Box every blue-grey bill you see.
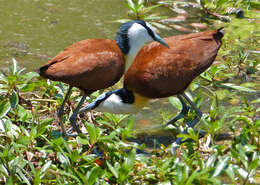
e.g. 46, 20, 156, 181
154, 34, 169, 48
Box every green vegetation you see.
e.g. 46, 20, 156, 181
0, 0, 259, 184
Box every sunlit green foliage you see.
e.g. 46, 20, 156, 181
0, 0, 259, 184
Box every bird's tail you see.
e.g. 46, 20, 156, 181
214, 27, 225, 40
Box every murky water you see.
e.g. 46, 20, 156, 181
0, 0, 129, 71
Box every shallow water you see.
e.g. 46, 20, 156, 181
0, 0, 129, 71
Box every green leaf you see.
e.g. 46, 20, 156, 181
213, 156, 229, 177
185, 168, 210, 185
169, 97, 182, 110
12, 58, 18, 75
17, 170, 31, 185
0, 101, 11, 119
126, 0, 136, 12
18, 135, 31, 145
119, 149, 136, 182
39, 118, 53, 127
220, 83, 257, 93
77, 136, 89, 145
0, 72, 8, 83
85, 122, 97, 145
249, 157, 259, 171
23, 71, 39, 81
16, 104, 32, 123
158, 181, 171, 185
57, 152, 70, 165
33, 169, 41, 185
215, 89, 229, 100
16, 67, 26, 76
106, 161, 119, 178
138, 0, 144, 5
40, 161, 52, 176
136, 4, 144, 11
35, 118, 53, 138
206, 154, 217, 168
236, 168, 248, 179
225, 165, 236, 182
6, 177, 13, 185
200, 71, 213, 82
86, 166, 104, 185
9, 90, 19, 108
240, 82, 259, 88
122, 149, 136, 171
251, 98, 260, 104
19, 72, 39, 92
217, 0, 228, 8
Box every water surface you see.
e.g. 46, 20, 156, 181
0, 0, 129, 70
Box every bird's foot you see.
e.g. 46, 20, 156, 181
164, 105, 191, 127
64, 120, 89, 137
69, 114, 82, 134
62, 131, 79, 138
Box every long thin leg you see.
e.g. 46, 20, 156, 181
171, 93, 202, 153
164, 95, 190, 127
57, 86, 73, 135
182, 93, 202, 122
69, 95, 87, 134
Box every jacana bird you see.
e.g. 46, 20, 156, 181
38, 20, 169, 135
79, 28, 225, 148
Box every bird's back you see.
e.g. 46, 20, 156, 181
39, 39, 125, 94
124, 29, 224, 98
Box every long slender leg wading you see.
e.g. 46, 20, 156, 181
69, 95, 87, 134
182, 93, 202, 127
164, 94, 190, 127
171, 93, 202, 153
57, 86, 73, 135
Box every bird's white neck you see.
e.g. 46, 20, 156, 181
95, 90, 149, 114
124, 42, 144, 72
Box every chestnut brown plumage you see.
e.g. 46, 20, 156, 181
38, 20, 169, 136
79, 28, 225, 149
124, 29, 223, 97
39, 39, 124, 95
39, 39, 124, 134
